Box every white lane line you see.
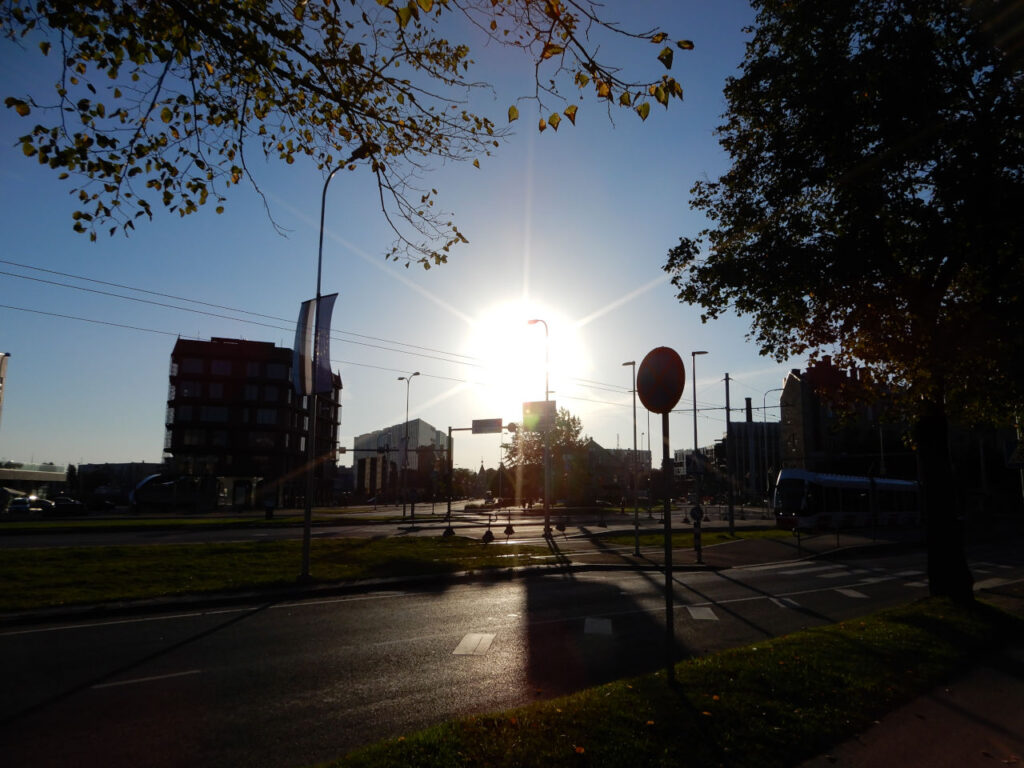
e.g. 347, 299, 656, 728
778, 565, 845, 576
453, 633, 495, 656
686, 606, 718, 621
819, 569, 869, 579
836, 588, 869, 599
584, 617, 613, 635
905, 581, 928, 588
771, 597, 801, 609
92, 669, 201, 690
974, 577, 1012, 590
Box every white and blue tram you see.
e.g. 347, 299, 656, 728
772, 469, 919, 532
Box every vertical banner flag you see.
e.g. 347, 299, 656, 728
292, 293, 338, 396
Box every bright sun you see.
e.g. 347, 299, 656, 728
464, 301, 588, 424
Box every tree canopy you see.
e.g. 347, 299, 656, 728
664, 0, 1023, 600
3, 0, 693, 265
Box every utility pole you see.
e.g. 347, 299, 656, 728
725, 373, 734, 535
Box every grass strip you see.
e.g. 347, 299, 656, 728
325, 597, 1022, 768
0, 536, 549, 612
599, 527, 793, 549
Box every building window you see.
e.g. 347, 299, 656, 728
178, 381, 202, 398
249, 432, 276, 449
184, 429, 204, 446
263, 385, 279, 402
244, 384, 259, 401
210, 430, 228, 447
177, 405, 193, 422
246, 361, 260, 377
211, 359, 232, 376
256, 408, 277, 426
267, 363, 287, 380
200, 406, 229, 422
180, 358, 203, 374
208, 382, 224, 399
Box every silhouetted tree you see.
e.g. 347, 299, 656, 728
665, 0, 1024, 601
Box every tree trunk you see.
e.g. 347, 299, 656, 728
914, 397, 974, 602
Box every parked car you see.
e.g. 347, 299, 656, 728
4, 496, 53, 516
52, 496, 86, 516
5, 496, 31, 515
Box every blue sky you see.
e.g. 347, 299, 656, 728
0, 1, 800, 471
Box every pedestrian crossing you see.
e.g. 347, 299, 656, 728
451, 558, 1020, 655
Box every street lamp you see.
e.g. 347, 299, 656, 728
691, 351, 708, 511
622, 360, 639, 556
528, 318, 551, 536
763, 386, 784, 513
300, 141, 377, 583
399, 372, 420, 519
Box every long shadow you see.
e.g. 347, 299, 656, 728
0, 602, 275, 727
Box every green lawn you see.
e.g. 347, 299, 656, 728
0, 536, 550, 612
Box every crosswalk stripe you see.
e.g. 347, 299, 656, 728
687, 606, 718, 621
453, 633, 495, 655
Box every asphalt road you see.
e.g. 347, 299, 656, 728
3, 544, 1022, 768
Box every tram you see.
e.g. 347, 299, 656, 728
772, 468, 919, 532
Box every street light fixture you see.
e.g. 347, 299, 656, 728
622, 360, 639, 556
763, 386, 784, 513
691, 351, 708, 511
399, 371, 420, 520
300, 141, 377, 583
528, 318, 551, 536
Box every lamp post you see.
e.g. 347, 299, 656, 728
528, 318, 551, 536
622, 360, 639, 556
299, 142, 376, 583
690, 351, 708, 510
763, 387, 784, 514
399, 371, 420, 520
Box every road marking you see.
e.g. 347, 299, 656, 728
905, 581, 928, 588
584, 617, 613, 635
92, 669, 201, 690
771, 597, 801, 609
819, 568, 869, 579
453, 633, 495, 655
836, 588, 869, 599
778, 565, 845, 576
686, 606, 718, 621
975, 577, 1012, 590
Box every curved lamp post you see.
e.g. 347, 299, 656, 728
299, 141, 377, 583
690, 351, 708, 511
399, 372, 420, 520
622, 360, 639, 555
528, 318, 551, 536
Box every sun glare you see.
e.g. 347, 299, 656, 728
465, 301, 587, 423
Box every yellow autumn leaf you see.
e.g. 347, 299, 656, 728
619, 91, 631, 106
563, 103, 577, 124
417, 0, 433, 11
538, 117, 546, 132
473, 158, 480, 168
548, 112, 560, 130
541, 42, 564, 60
636, 102, 650, 121
651, 32, 668, 44
596, 80, 611, 99
160, 106, 173, 123
678, 39, 695, 50
508, 104, 519, 122
658, 47, 674, 69
204, 61, 214, 76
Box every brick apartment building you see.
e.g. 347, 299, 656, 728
164, 337, 341, 508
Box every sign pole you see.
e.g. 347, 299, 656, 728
661, 410, 675, 682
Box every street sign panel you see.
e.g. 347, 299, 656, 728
472, 418, 503, 434
522, 400, 556, 432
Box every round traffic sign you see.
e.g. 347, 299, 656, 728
637, 347, 686, 414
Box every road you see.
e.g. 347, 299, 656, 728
3, 543, 1022, 767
